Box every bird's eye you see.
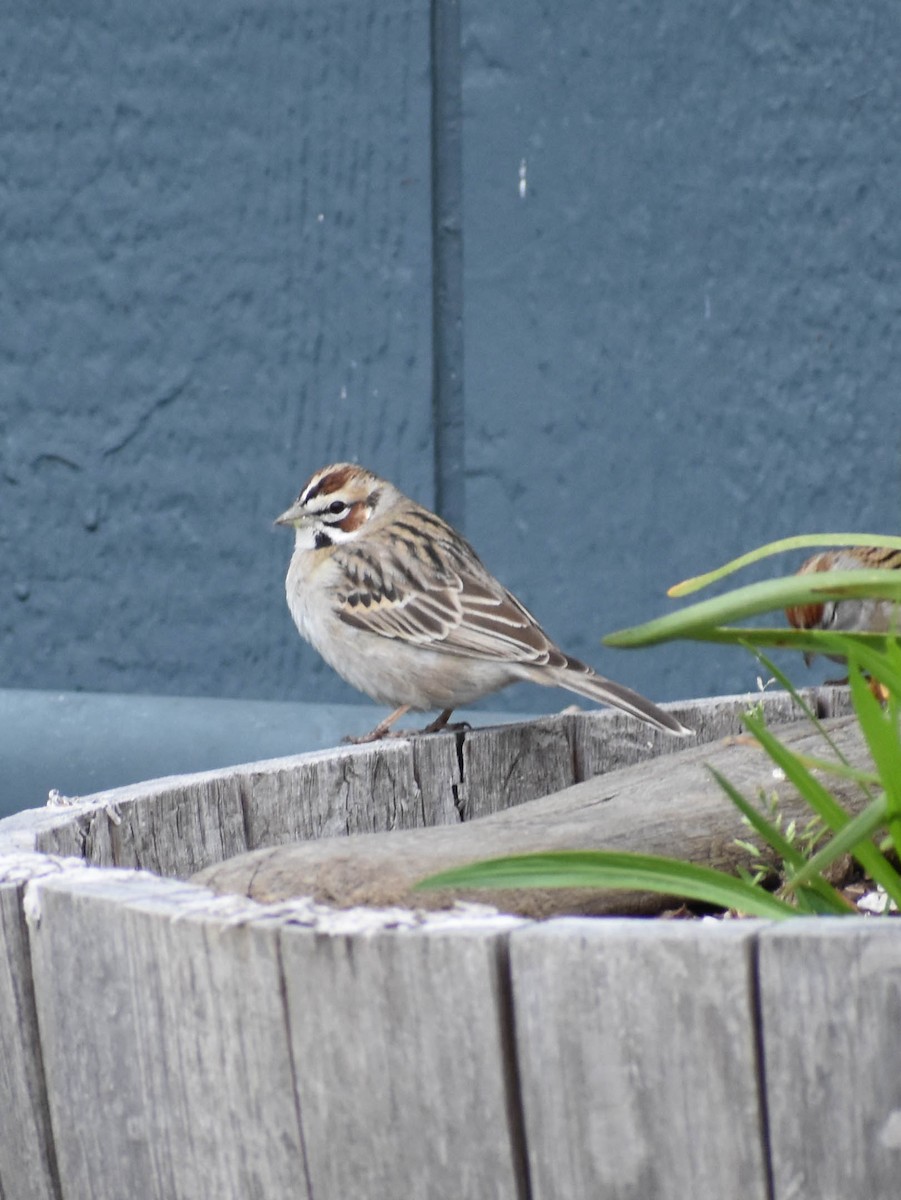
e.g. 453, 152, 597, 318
328, 500, 347, 515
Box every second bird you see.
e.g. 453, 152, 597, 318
276, 463, 691, 742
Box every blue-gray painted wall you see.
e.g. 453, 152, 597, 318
2, 2, 899, 716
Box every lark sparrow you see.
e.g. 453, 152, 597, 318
786, 547, 901, 646
276, 463, 691, 742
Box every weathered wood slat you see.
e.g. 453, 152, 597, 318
278, 914, 526, 1200
8, 775, 249, 877
758, 920, 901, 1200
459, 715, 576, 818
510, 918, 769, 1200
571, 687, 854, 777
0, 855, 83, 1200
0, 689, 853, 886
26, 870, 308, 1200
242, 741, 428, 848
194, 714, 871, 916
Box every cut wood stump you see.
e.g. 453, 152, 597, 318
194, 709, 870, 916
3, 686, 898, 1200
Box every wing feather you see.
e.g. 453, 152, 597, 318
334, 514, 567, 667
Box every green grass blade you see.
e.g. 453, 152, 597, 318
742, 711, 901, 896
788, 794, 889, 891
708, 766, 853, 913
747, 644, 877, 795
657, 627, 893, 652
669, 534, 901, 597
846, 657, 901, 868
416, 850, 798, 918
604, 572, 901, 648
790, 756, 879, 787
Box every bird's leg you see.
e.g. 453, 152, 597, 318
345, 706, 470, 745
421, 709, 471, 735
422, 708, 454, 733
344, 705, 411, 744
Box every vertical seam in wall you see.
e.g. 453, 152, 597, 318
274, 931, 316, 1200
15, 886, 65, 1200
494, 932, 534, 1200
430, 0, 466, 529
749, 932, 776, 1200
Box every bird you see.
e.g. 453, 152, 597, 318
275, 463, 691, 742
785, 546, 901, 693
785, 546, 901, 650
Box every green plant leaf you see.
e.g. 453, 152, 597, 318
742, 711, 901, 899
787, 793, 889, 891
707, 766, 853, 913
416, 850, 799, 918
605, 572, 901, 649
845, 656, 901, 865
669, 534, 901, 597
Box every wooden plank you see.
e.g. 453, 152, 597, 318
195, 713, 872, 915
459, 714, 576, 818
242, 741, 427, 848
0, 855, 83, 1200
758, 919, 901, 1200
571, 685, 855, 778
510, 919, 768, 1199
411, 730, 463, 826
20, 774, 248, 877
278, 913, 527, 1200
0, 688, 857, 889
26, 869, 308, 1200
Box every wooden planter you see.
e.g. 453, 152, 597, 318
2, 688, 899, 1200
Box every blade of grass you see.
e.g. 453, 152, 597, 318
787, 793, 889, 892
746, 644, 876, 795
605, 571, 901, 648
669, 534, 901, 597
707, 766, 854, 913
846, 657, 901, 865
742, 711, 901, 898
789, 756, 879, 787
416, 850, 798, 918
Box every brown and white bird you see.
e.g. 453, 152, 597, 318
275, 463, 691, 742
785, 546, 901, 651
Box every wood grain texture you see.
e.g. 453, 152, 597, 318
26, 870, 308, 1200
279, 915, 527, 1200
241, 741, 427, 849
510, 919, 768, 1200
30, 774, 248, 877
0, 688, 852, 885
459, 715, 576, 818
0, 855, 83, 1200
572, 686, 854, 778
194, 712, 872, 916
758, 920, 901, 1200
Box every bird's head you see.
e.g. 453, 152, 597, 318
275, 463, 397, 550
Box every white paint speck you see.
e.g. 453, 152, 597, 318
518, 158, 527, 199
317, 213, 325, 222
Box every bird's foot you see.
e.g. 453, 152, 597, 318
342, 707, 469, 744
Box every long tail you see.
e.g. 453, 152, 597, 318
550, 656, 692, 736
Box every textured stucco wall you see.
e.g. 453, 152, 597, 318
2, 3, 899, 716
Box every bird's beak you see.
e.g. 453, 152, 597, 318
274, 500, 306, 528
